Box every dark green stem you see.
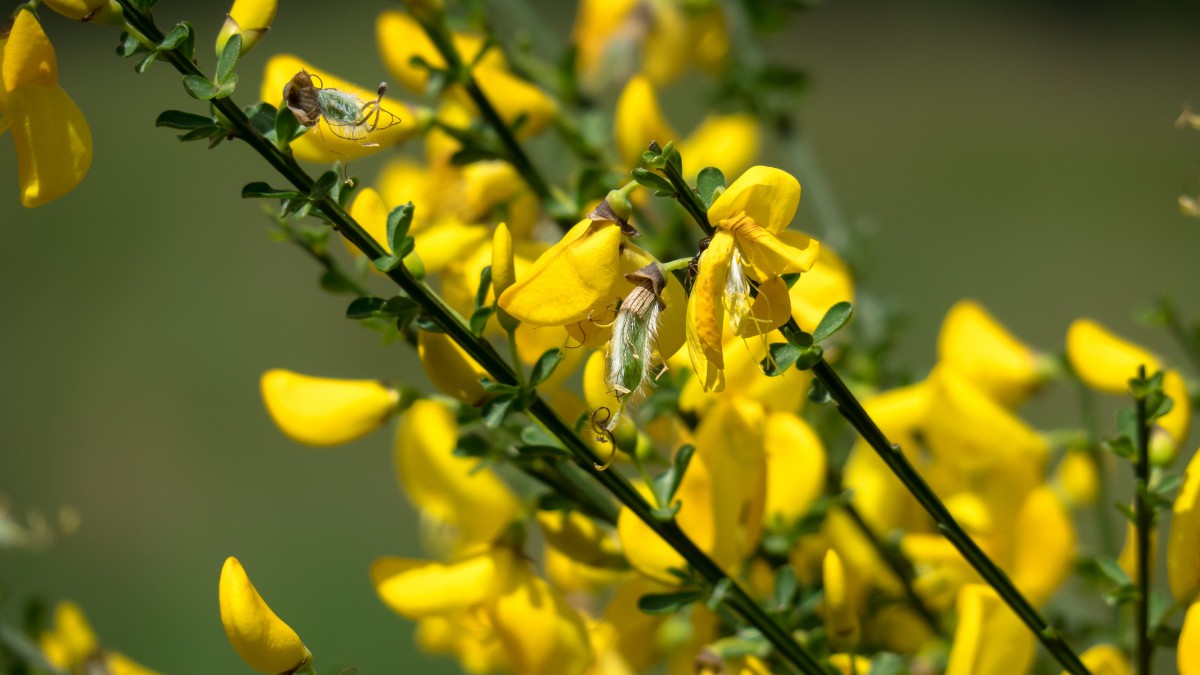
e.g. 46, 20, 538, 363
410, 11, 575, 229
116, 4, 822, 671
1134, 364, 1152, 675
653, 142, 714, 237
809, 357, 1091, 675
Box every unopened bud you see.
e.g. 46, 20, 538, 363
216, 0, 277, 57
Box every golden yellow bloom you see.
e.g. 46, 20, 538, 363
376, 10, 503, 94
40, 601, 98, 669
614, 75, 678, 168
218, 557, 311, 675
260, 369, 399, 446
216, 0, 277, 56
1182, 600, 1200, 675
1011, 487, 1075, 606
488, 562, 594, 675
492, 223, 516, 296
937, 299, 1049, 407
763, 411, 826, 524
823, 549, 861, 649
1054, 449, 1099, 507
828, 653, 871, 675
1068, 644, 1131, 675
1169, 447, 1200, 602
42, 0, 121, 22
945, 584, 1035, 675
1067, 318, 1160, 394
1, 10, 92, 207
677, 335, 813, 415
687, 166, 818, 392
261, 55, 421, 163
372, 547, 514, 617
394, 400, 520, 553
417, 331, 490, 406
1117, 510, 1156, 580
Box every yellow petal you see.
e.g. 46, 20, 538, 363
640, 0, 689, 85
1181, 601, 1200, 675
1066, 318, 1161, 395
487, 563, 593, 675
1169, 446, 1200, 602
260, 369, 398, 446
787, 237, 854, 332
412, 219, 491, 273
417, 330, 490, 406
617, 485, 689, 585
570, 0, 639, 83
346, 186, 391, 255
375, 157, 432, 220
544, 545, 626, 595
938, 300, 1046, 407
461, 161, 522, 222
1011, 487, 1075, 606
6, 83, 92, 208
828, 654, 871, 675
498, 220, 624, 327
602, 577, 669, 670
1117, 512, 1157, 581
394, 400, 520, 550
735, 274, 791, 338
537, 509, 623, 568
492, 223, 516, 296
688, 7, 730, 74
945, 584, 1034, 675
685, 230, 734, 393
1054, 449, 1099, 507
467, 66, 558, 139
823, 549, 861, 648
3, 11, 57, 91
42, 0, 121, 22
708, 166, 801, 234
376, 10, 503, 94
216, 0, 276, 55
923, 366, 1048, 472
613, 75, 679, 167
371, 549, 512, 618
261, 54, 419, 163
218, 557, 311, 675
692, 401, 767, 567
763, 412, 826, 523
734, 222, 819, 279
47, 601, 98, 666
104, 651, 161, 675
1068, 644, 1131, 675
1152, 369, 1191, 466
679, 113, 759, 180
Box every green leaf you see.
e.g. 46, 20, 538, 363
134, 51, 158, 74
637, 590, 705, 615
310, 171, 339, 201
660, 141, 683, 176
761, 342, 802, 376
773, 565, 797, 610
243, 102, 276, 136
242, 182, 302, 200
867, 653, 908, 675
813, 301, 854, 342
1095, 555, 1132, 587
481, 393, 517, 428
809, 379, 833, 404
216, 34, 242, 84
318, 269, 357, 294
529, 349, 563, 387
158, 22, 192, 50
469, 306, 494, 336
652, 444, 695, 514
631, 168, 674, 193
155, 110, 215, 130
706, 578, 733, 611
214, 74, 238, 100
182, 75, 219, 100
346, 296, 387, 319
474, 265, 493, 310
793, 345, 824, 371
1114, 500, 1137, 524
696, 167, 726, 208
382, 295, 420, 316
275, 106, 303, 149
116, 32, 142, 58
386, 203, 416, 256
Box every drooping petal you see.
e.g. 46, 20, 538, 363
260, 369, 399, 446
613, 75, 679, 168
678, 113, 759, 180
216, 0, 276, 55
708, 166, 801, 234
498, 220, 624, 327
1168, 447, 1200, 602
371, 549, 512, 618
486, 563, 593, 675
2, 11, 57, 91
685, 230, 735, 392
763, 412, 826, 524
218, 557, 311, 675
417, 331, 490, 406
945, 584, 1035, 675
42, 0, 121, 23
1066, 318, 1161, 395
938, 300, 1047, 407
6, 84, 91, 207
261, 54, 420, 162
394, 400, 520, 551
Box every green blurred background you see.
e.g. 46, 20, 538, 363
2, 0, 1200, 672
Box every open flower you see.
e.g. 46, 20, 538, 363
1, 10, 92, 207
39, 601, 159, 675
686, 166, 819, 392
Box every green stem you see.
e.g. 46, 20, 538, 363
115, 4, 823, 672
809, 357, 1092, 675
1134, 365, 1153, 675
506, 329, 526, 387
653, 142, 714, 237
411, 11, 575, 229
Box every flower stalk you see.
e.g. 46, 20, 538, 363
1134, 364, 1152, 675
112, 2, 824, 671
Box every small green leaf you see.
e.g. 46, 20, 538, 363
156, 110, 215, 130
761, 342, 802, 376
386, 203, 415, 256
275, 106, 303, 149
134, 51, 158, 74
637, 590, 705, 615
660, 141, 683, 175
216, 34, 241, 84
242, 182, 302, 199
696, 167, 726, 208
1095, 555, 1132, 587
116, 32, 142, 58
631, 168, 674, 193
812, 301, 854, 342
243, 102, 276, 136
214, 74, 238, 100
346, 296, 387, 319
652, 444, 695, 513
529, 349, 563, 387
474, 265, 493, 310
773, 565, 797, 610
469, 306, 494, 336
481, 393, 517, 428
182, 75, 219, 100
158, 22, 192, 50
318, 269, 357, 294
793, 345, 824, 371
706, 578, 733, 611
809, 379, 833, 404
310, 171, 339, 201
1114, 500, 1137, 524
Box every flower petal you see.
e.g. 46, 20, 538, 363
708, 166, 800, 233
613, 75, 679, 167
1012, 487, 1075, 606
788, 236, 854, 332
737, 226, 819, 279
763, 412, 826, 523
1169, 446, 1200, 602
487, 563, 593, 675
260, 369, 399, 446
376, 10, 502, 94
685, 230, 734, 392
945, 584, 1035, 675
219, 557, 310, 675
6, 83, 91, 207
371, 549, 511, 618
735, 274, 791, 338
417, 331, 490, 406
3, 11, 57, 92
939, 300, 1046, 407
678, 113, 759, 180
1066, 318, 1160, 395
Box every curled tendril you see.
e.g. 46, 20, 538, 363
589, 406, 618, 471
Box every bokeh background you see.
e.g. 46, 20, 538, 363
3, 0, 1200, 672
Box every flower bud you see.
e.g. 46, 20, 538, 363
822, 549, 860, 649
41, 0, 122, 23
216, 0, 277, 57
260, 369, 399, 446
218, 557, 311, 675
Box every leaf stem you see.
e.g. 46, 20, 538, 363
114, 3, 824, 671
1134, 365, 1153, 675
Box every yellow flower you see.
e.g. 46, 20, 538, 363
823, 549, 861, 649
937, 299, 1050, 407
487, 561, 594, 675
1181, 600, 1200, 675
216, 0, 277, 56
1, 10, 92, 207
218, 557, 311, 675
1068, 644, 1131, 675
1067, 318, 1160, 394
417, 331, 491, 406
394, 400, 520, 553
42, 0, 121, 22
763, 411, 826, 525
1010, 487, 1075, 606
537, 509, 624, 568
1168, 446, 1200, 602
828, 653, 871, 675
613, 75, 759, 178
686, 166, 819, 392
260, 369, 399, 446
1054, 449, 1099, 507
40, 601, 98, 670
261, 54, 422, 163
945, 584, 1035, 675
372, 547, 515, 618
376, 10, 503, 94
